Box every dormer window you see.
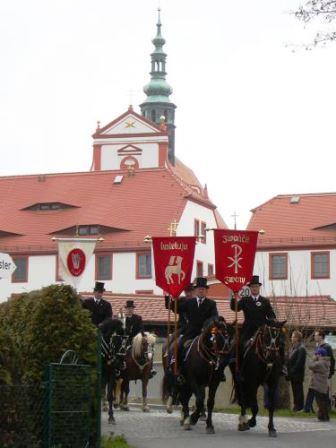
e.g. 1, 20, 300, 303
78, 225, 100, 236
22, 202, 77, 211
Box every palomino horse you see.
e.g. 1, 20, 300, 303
163, 319, 234, 434
234, 320, 285, 437
115, 331, 156, 412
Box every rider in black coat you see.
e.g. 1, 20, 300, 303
165, 277, 219, 381
230, 275, 276, 342
165, 278, 218, 340
82, 282, 112, 326
123, 300, 144, 339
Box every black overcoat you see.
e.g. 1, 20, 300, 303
83, 297, 112, 326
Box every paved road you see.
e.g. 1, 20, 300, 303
102, 407, 336, 448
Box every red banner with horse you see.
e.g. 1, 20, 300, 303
152, 236, 197, 298
214, 229, 259, 293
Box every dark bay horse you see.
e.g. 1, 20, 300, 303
115, 331, 156, 412
163, 319, 234, 434
234, 320, 285, 437
100, 318, 128, 423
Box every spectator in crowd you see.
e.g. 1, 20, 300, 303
308, 347, 331, 421
304, 330, 335, 412
287, 330, 307, 412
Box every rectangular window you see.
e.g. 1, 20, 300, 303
269, 253, 288, 280
196, 260, 203, 277
200, 221, 207, 244
12, 256, 28, 283
194, 219, 200, 239
78, 226, 89, 235
55, 254, 63, 281
311, 252, 330, 279
208, 263, 214, 276
137, 253, 152, 278
96, 254, 112, 280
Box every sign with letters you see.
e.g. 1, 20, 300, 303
214, 229, 259, 293
152, 236, 197, 298
0, 252, 16, 279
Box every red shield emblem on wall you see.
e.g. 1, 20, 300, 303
152, 237, 197, 298
214, 229, 259, 292
67, 248, 86, 277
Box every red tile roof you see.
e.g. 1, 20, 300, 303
81, 292, 336, 329
247, 193, 336, 249
0, 164, 223, 253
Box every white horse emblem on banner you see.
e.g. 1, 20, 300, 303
165, 255, 186, 284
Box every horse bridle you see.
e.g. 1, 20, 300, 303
255, 325, 281, 366
198, 325, 231, 366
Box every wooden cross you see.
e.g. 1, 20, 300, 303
231, 211, 239, 230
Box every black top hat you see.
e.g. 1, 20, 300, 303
94, 281, 105, 292
125, 300, 136, 308
247, 275, 262, 286
184, 283, 194, 292
195, 277, 209, 289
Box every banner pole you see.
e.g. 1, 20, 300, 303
173, 298, 178, 375
167, 295, 171, 341
234, 291, 240, 374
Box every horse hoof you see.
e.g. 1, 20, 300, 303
166, 406, 173, 414
108, 416, 116, 424
113, 403, 119, 409
238, 423, 250, 432
121, 405, 129, 411
206, 426, 215, 434
269, 429, 277, 438
142, 406, 150, 413
184, 424, 191, 431
248, 419, 256, 428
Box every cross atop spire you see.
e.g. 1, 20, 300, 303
140, 9, 177, 165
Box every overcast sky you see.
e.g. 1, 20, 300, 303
0, 0, 335, 229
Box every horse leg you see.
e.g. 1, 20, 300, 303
180, 386, 192, 429
238, 405, 249, 431
205, 380, 219, 434
248, 401, 258, 428
267, 382, 277, 438
190, 383, 205, 426
120, 380, 130, 411
142, 378, 150, 412
107, 378, 115, 424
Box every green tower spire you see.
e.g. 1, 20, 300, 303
140, 9, 176, 164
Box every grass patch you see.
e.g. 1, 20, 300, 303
102, 434, 132, 448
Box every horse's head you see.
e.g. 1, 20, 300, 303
133, 332, 156, 362
257, 320, 286, 364
203, 318, 234, 358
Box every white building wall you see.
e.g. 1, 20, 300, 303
0, 201, 221, 302
177, 200, 218, 278
254, 249, 336, 297
0, 255, 57, 301
101, 143, 159, 170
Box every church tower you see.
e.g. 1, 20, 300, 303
140, 10, 176, 165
